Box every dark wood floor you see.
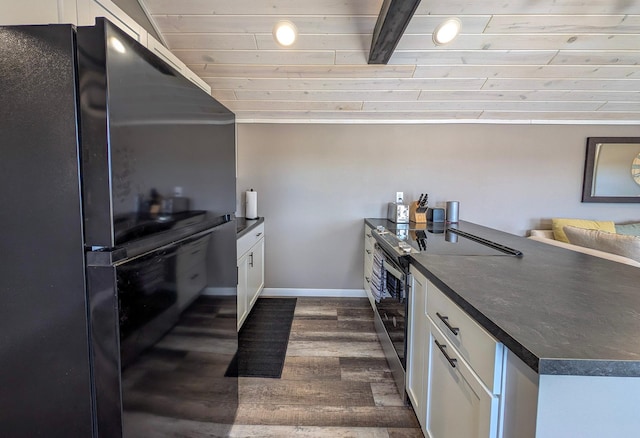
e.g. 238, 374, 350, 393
122, 296, 423, 437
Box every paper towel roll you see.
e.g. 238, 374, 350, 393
246, 189, 258, 219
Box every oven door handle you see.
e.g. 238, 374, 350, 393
383, 256, 405, 283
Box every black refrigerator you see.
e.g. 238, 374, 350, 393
0, 19, 238, 437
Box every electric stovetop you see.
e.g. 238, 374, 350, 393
371, 220, 523, 259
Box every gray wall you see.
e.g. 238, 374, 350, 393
236, 123, 640, 291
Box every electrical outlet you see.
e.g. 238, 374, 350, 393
396, 191, 404, 203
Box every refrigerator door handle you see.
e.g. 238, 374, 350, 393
86, 224, 224, 267
86, 247, 127, 267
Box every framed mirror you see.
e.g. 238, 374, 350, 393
582, 137, 640, 203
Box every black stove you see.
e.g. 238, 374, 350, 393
371, 220, 522, 261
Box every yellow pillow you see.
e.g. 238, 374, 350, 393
551, 218, 616, 243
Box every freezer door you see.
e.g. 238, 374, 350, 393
77, 19, 236, 248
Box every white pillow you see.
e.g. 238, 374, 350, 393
563, 226, 640, 263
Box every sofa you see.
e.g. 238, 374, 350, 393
529, 219, 640, 268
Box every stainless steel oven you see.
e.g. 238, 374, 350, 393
370, 228, 413, 400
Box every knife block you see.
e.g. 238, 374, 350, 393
410, 201, 428, 224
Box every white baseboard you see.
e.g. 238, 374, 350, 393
260, 288, 367, 298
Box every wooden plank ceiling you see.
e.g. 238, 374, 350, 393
140, 0, 640, 123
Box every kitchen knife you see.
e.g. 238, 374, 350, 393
417, 193, 424, 206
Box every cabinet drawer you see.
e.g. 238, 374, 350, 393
176, 234, 210, 272
364, 254, 373, 289
364, 248, 373, 272
237, 223, 264, 257
364, 225, 376, 248
427, 281, 503, 393
364, 240, 374, 262
176, 260, 207, 310
427, 319, 500, 438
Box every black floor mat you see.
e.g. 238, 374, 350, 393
225, 297, 297, 378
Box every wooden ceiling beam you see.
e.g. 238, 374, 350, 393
368, 0, 422, 64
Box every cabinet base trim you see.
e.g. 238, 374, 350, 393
261, 288, 366, 298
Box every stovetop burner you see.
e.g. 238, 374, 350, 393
372, 221, 522, 259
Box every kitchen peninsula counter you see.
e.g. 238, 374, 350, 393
366, 218, 640, 436
365, 219, 640, 377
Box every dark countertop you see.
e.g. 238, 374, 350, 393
237, 217, 264, 239
365, 219, 640, 377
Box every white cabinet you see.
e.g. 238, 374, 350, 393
0, 0, 211, 94
0, 0, 148, 44
0, 0, 77, 26
427, 319, 501, 438
427, 280, 504, 393
407, 265, 429, 433
408, 267, 506, 438
237, 222, 265, 329
146, 34, 211, 93
363, 224, 376, 307
246, 237, 264, 307
237, 252, 249, 327
175, 234, 209, 311
77, 0, 148, 44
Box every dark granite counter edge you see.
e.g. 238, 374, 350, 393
411, 249, 640, 378
365, 218, 640, 378
237, 217, 264, 239
539, 359, 640, 376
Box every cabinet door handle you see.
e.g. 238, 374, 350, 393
366, 249, 372, 255
365, 276, 370, 283
366, 233, 372, 238
249, 252, 254, 267
256, 232, 263, 237
435, 339, 457, 368
436, 312, 459, 336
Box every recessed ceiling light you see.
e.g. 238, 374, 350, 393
433, 18, 461, 46
273, 20, 297, 47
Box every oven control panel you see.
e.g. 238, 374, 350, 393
373, 226, 418, 257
